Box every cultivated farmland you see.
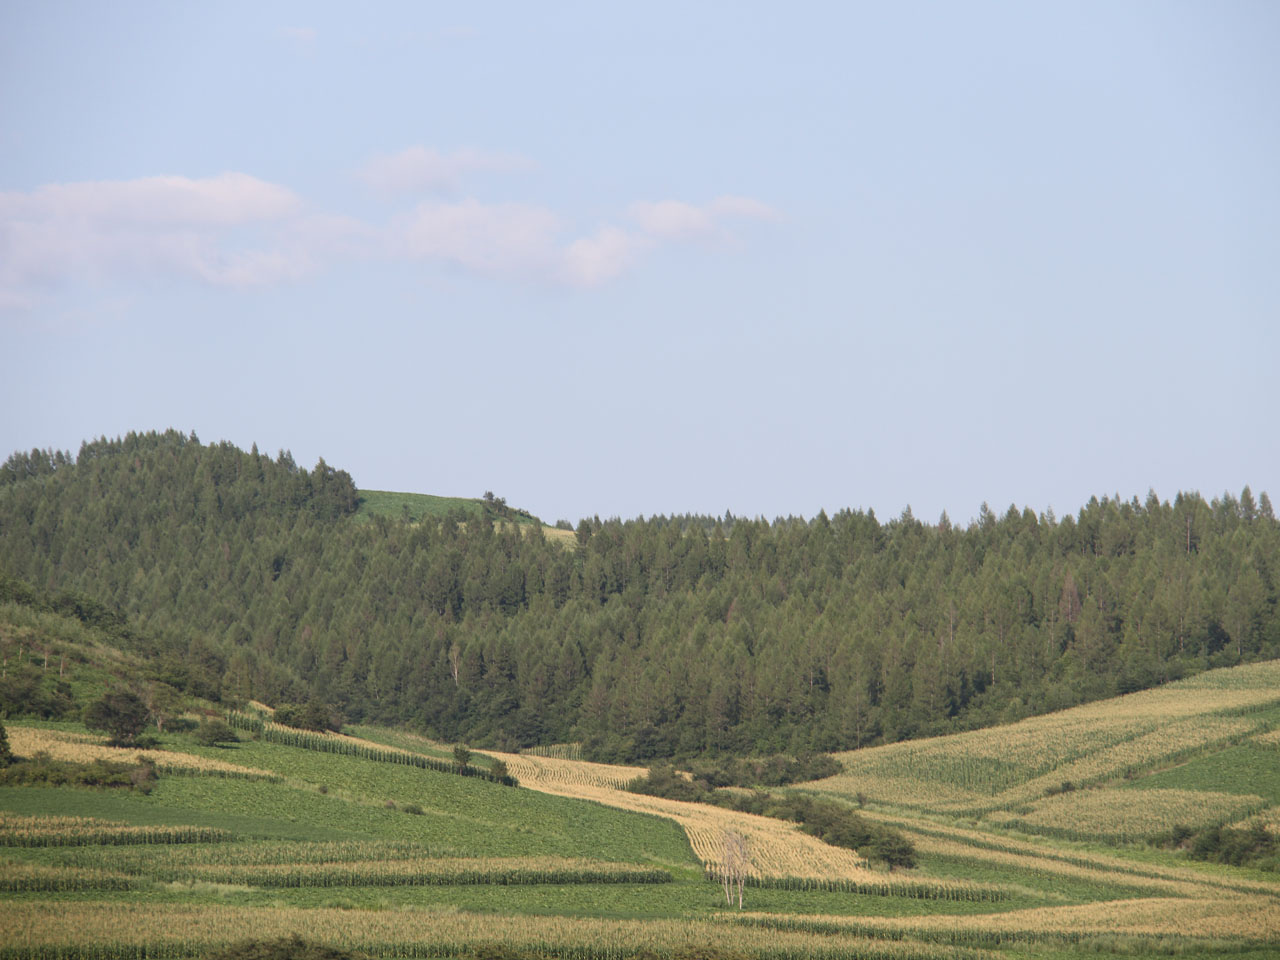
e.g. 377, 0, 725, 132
3, 659, 1280, 958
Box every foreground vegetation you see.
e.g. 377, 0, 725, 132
2, 655, 1279, 956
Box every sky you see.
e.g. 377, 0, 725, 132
2, 2, 1277, 526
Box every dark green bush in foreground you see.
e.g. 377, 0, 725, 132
206, 935, 365, 960
0, 754, 157, 792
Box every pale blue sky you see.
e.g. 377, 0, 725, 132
2, 2, 1276, 524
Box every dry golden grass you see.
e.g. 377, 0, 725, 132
1254, 728, 1280, 748
983, 787, 1268, 842
7, 727, 276, 779
0, 901, 995, 960
907, 834, 1215, 900
496, 751, 647, 790
542, 525, 578, 547
857, 807, 1280, 899
730, 895, 1280, 943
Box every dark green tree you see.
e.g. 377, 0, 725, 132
0, 718, 13, 765
84, 690, 150, 745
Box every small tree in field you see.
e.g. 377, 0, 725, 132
719, 829, 749, 908
195, 717, 238, 747
84, 690, 150, 746
453, 744, 472, 769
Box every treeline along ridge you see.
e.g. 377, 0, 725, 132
1, 429, 1276, 762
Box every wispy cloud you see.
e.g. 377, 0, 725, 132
0, 157, 777, 310
393, 200, 560, 276
357, 147, 530, 194
0, 173, 313, 297
629, 195, 779, 241
281, 26, 317, 47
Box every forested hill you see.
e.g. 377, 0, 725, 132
1, 430, 1277, 761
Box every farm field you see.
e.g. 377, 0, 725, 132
3, 660, 1280, 958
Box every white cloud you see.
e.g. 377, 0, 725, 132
357, 147, 530, 194
0, 173, 311, 301
562, 227, 648, 286
0, 173, 300, 227
0, 163, 778, 309
281, 26, 317, 46
393, 200, 560, 276
629, 195, 779, 241
628, 200, 716, 240
709, 195, 779, 221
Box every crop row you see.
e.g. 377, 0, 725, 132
0, 857, 671, 891
819, 713, 1263, 816
0, 902, 997, 960
47, 839, 458, 869
982, 787, 1271, 843
815, 660, 1280, 813
0, 814, 230, 848
859, 808, 1280, 899
720, 894, 1280, 948
0, 863, 136, 892
704, 869, 1010, 902
521, 742, 585, 761
226, 713, 519, 786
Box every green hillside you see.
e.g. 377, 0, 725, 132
3, 431, 1277, 764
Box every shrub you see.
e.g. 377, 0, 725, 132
206, 934, 366, 960
274, 700, 341, 733
0, 754, 157, 791
195, 718, 239, 747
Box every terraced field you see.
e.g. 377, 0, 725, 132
805, 659, 1280, 820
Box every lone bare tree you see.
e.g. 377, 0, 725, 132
719, 829, 749, 908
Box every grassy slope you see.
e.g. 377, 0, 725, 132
355, 489, 491, 523
355, 489, 542, 526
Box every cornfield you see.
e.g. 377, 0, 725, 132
0, 861, 137, 893
0, 814, 229, 848
231, 720, 520, 786
981, 787, 1269, 843
6, 727, 279, 781
494, 751, 645, 790
0, 902, 1001, 960
808, 659, 1280, 816
722, 895, 1280, 947
0, 855, 670, 891
521, 742, 585, 761
858, 807, 1280, 899
44, 839, 458, 869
